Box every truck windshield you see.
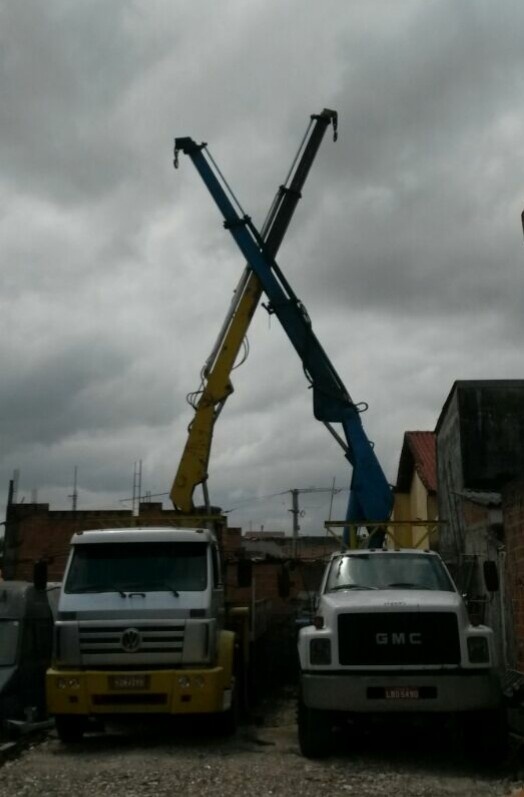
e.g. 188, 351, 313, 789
65, 542, 208, 594
0, 620, 20, 666
326, 553, 454, 592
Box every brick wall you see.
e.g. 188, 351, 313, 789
1, 502, 235, 582
503, 478, 524, 670
0, 500, 335, 685
1, 501, 328, 616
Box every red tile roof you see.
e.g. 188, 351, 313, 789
395, 431, 437, 494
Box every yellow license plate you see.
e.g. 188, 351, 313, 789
108, 675, 150, 690
385, 687, 419, 699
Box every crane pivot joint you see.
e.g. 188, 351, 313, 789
223, 215, 251, 230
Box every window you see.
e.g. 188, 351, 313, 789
326, 553, 454, 592
65, 542, 208, 594
0, 620, 20, 666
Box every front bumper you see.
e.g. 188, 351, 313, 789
301, 670, 502, 713
46, 666, 232, 717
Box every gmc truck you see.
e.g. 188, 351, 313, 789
297, 548, 505, 758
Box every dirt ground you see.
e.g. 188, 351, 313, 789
0, 691, 523, 797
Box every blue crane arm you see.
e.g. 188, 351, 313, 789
171, 110, 338, 513
174, 138, 393, 525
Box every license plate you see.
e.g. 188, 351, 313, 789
385, 687, 419, 699
108, 675, 150, 690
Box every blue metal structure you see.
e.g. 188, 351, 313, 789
171, 110, 338, 514
174, 136, 393, 532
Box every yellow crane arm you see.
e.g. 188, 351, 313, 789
171, 269, 262, 513
171, 109, 338, 513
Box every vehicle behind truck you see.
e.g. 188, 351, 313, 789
46, 527, 246, 742
297, 548, 505, 759
0, 576, 58, 725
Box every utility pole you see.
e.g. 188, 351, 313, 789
69, 466, 78, 512
290, 489, 300, 559
289, 485, 342, 558
132, 460, 142, 516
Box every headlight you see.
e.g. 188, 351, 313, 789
467, 636, 489, 664
310, 638, 331, 665
178, 676, 191, 688
57, 677, 81, 690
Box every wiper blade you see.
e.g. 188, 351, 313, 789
71, 587, 128, 598
116, 583, 180, 597
384, 582, 431, 590
329, 584, 377, 591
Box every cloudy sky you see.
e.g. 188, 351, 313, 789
1, 0, 523, 537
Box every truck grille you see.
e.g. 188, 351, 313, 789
79, 623, 184, 657
92, 694, 168, 706
337, 612, 460, 666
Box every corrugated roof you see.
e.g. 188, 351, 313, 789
395, 431, 437, 493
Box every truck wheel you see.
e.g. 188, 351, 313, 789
297, 696, 331, 758
462, 708, 508, 765
214, 681, 239, 736
54, 715, 85, 744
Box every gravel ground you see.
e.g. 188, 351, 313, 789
0, 693, 523, 797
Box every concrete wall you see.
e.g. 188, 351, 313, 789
456, 499, 506, 667
436, 388, 465, 563
436, 381, 524, 564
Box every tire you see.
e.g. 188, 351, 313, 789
214, 680, 239, 737
297, 696, 332, 758
462, 708, 508, 766
55, 715, 86, 744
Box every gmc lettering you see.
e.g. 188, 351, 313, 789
375, 632, 422, 645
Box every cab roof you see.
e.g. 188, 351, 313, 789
330, 548, 437, 560
70, 527, 215, 545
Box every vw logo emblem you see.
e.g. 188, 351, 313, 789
121, 628, 141, 653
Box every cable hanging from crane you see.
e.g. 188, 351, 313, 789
182, 115, 328, 416
171, 109, 340, 515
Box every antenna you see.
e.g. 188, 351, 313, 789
288, 486, 342, 557
132, 460, 142, 516
327, 477, 337, 531
69, 466, 78, 512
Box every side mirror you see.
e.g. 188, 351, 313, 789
483, 560, 499, 593
33, 559, 48, 591
236, 558, 252, 589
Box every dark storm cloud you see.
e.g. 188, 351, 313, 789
0, 1, 156, 203
0, 337, 179, 452
272, 0, 524, 324
1, 0, 523, 532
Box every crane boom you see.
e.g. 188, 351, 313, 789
174, 135, 393, 525
171, 110, 338, 513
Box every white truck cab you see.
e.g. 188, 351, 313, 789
47, 527, 239, 742
297, 548, 503, 758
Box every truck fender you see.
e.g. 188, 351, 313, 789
217, 630, 236, 682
